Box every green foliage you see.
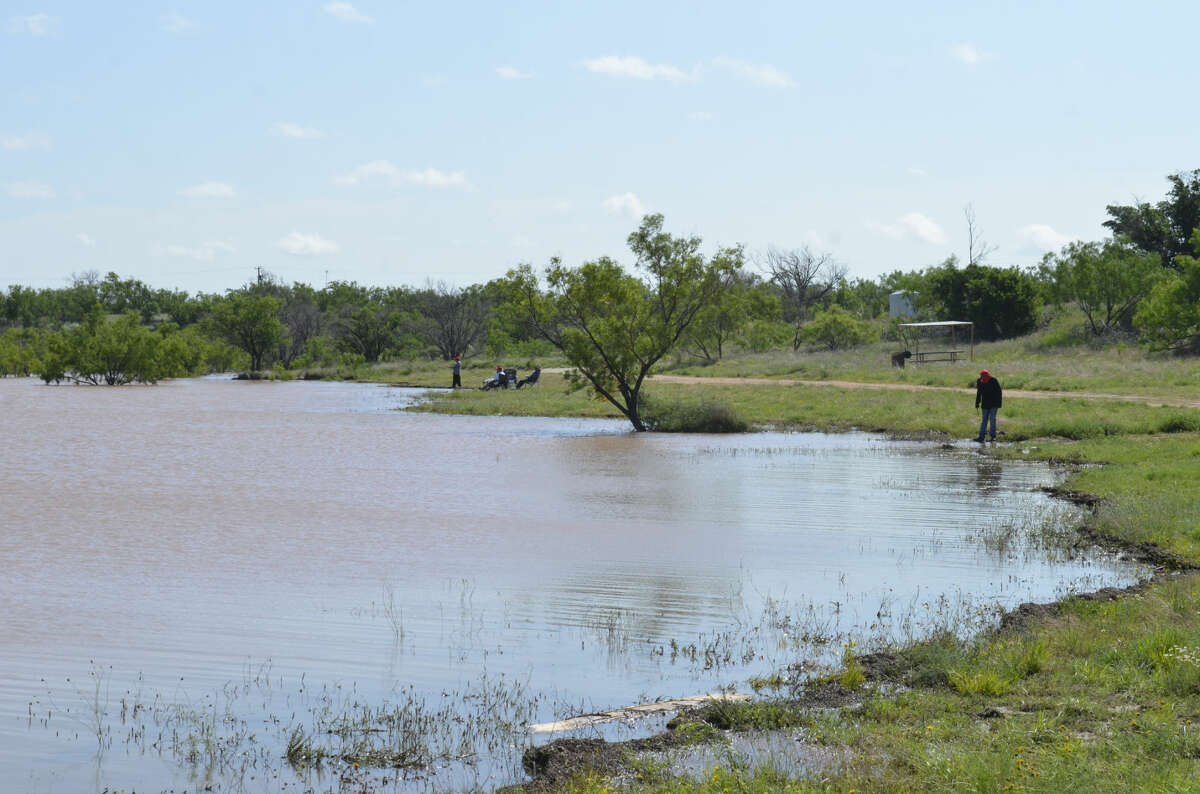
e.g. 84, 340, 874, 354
801, 304, 876, 350
1040, 239, 1163, 334
695, 699, 806, 731
36, 307, 198, 385
737, 317, 794, 353
682, 267, 776, 361
0, 327, 49, 376
947, 668, 1013, 696
505, 214, 739, 431
1105, 168, 1200, 269
1134, 230, 1200, 350
640, 393, 748, 432
209, 293, 285, 372
921, 259, 1041, 340
840, 649, 867, 690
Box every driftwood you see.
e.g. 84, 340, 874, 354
526, 692, 749, 733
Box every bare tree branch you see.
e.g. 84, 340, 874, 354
965, 203, 998, 266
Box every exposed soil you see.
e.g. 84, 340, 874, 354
500, 732, 696, 793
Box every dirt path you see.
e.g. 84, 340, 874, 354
540, 369, 1200, 409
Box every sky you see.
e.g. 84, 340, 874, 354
2, 0, 1198, 294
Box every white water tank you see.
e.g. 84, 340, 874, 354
889, 291, 916, 318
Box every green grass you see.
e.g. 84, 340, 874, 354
409, 376, 1200, 445
660, 335, 1200, 401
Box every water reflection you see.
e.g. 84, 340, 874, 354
0, 376, 1146, 793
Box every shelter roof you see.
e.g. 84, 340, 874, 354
897, 321, 973, 328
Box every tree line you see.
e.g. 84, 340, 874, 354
4, 167, 1200, 391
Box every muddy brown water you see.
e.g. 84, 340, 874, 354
0, 376, 1145, 792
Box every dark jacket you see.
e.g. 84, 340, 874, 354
975, 377, 1002, 409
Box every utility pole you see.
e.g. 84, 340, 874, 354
255, 266, 264, 286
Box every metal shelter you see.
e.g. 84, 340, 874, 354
897, 321, 974, 363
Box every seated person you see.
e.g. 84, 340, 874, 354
516, 366, 541, 389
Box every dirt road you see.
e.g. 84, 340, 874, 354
541, 369, 1200, 410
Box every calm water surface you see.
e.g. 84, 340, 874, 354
0, 376, 1145, 792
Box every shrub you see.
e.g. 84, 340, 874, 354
640, 395, 748, 433
801, 305, 876, 350
1156, 413, 1200, 433
947, 668, 1012, 696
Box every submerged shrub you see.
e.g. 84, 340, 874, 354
641, 395, 748, 433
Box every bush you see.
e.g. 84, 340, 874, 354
801, 305, 876, 350
1156, 413, 1200, 433
640, 394, 748, 432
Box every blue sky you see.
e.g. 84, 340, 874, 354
2, 1, 1197, 294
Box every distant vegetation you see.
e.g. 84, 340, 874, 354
4, 167, 1200, 391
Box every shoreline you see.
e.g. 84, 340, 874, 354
376, 369, 1200, 792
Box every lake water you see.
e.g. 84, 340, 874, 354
0, 376, 1145, 792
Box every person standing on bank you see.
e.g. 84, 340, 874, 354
451, 355, 462, 389
974, 369, 1002, 442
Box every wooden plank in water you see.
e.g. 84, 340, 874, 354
526, 693, 750, 733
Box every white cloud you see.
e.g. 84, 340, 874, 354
495, 65, 535, 80
1020, 223, 1076, 251
603, 192, 646, 219
907, 165, 928, 178
951, 43, 993, 65
403, 167, 468, 188
6, 13, 57, 36
334, 160, 395, 186
712, 56, 793, 87
179, 181, 236, 198
335, 160, 468, 189
581, 55, 694, 82
160, 14, 196, 32
277, 232, 339, 256
2, 133, 50, 151
159, 241, 235, 260
689, 111, 715, 121
873, 212, 947, 245
323, 2, 373, 23
274, 122, 324, 139
77, 233, 96, 247
7, 181, 55, 199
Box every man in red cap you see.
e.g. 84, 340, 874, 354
451, 355, 462, 389
974, 369, 1002, 442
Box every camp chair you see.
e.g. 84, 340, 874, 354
516, 367, 541, 389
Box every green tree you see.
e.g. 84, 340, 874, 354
506, 214, 737, 431
39, 308, 165, 385
763, 245, 845, 350
407, 282, 489, 360
1040, 239, 1163, 335
921, 259, 1040, 341
1105, 169, 1200, 270
331, 303, 394, 362
0, 328, 49, 375
210, 293, 285, 371
1134, 229, 1200, 351
681, 255, 766, 362
801, 305, 876, 350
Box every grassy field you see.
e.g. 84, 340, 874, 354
345, 338, 1200, 793
660, 339, 1200, 399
